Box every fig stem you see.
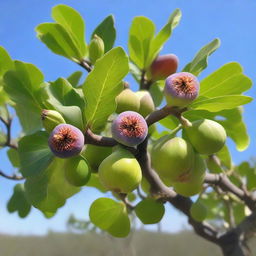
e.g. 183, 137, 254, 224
79, 59, 92, 72
84, 128, 117, 147
146, 105, 184, 126
0, 170, 24, 180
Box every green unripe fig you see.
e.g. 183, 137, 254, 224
89, 34, 104, 64
98, 147, 142, 193
184, 119, 227, 155
173, 154, 206, 197
82, 144, 112, 172
190, 200, 208, 222
65, 156, 91, 186
151, 136, 195, 183
135, 198, 165, 224
41, 109, 66, 133
116, 89, 140, 114
135, 90, 155, 117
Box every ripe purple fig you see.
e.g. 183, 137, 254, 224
48, 124, 84, 158
164, 72, 199, 107
149, 54, 179, 81
111, 111, 148, 147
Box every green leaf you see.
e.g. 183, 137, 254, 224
3, 61, 44, 134
42, 78, 85, 130
149, 81, 164, 107
0, 46, 14, 76
216, 145, 232, 169
128, 17, 155, 69
91, 15, 116, 52
36, 23, 82, 62
7, 184, 31, 218
43, 78, 85, 109
89, 197, 130, 237
7, 148, 20, 168
129, 62, 141, 83
86, 173, 107, 193
0, 130, 6, 148
52, 4, 87, 57
200, 62, 252, 97
218, 108, 250, 151
83, 47, 129, 132
146, 9, 181, 67
159, 115, 179, 130
18, 131, 54, 177
135, 198, 165, 224
191, 95, 252, 112
0, 105, 9, 123
25, 157, 80, 212
67, 71, 83, 87
183, 38, 220, 76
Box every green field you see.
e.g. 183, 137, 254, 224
1, 230, 255, 256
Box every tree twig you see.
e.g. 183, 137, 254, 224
205, 173, 256, 211
84, 129, 117, 147
0, 170, 24, 180
79, 60, 92, 72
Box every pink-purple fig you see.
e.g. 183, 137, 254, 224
111, 111, 148, 147
164, 72, 199, 107
48, 124, 84, 158
149, 54, 179, 81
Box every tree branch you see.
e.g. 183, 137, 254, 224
0, 170, 24, 180
84, 129, 117, 147
204, 173, 256, 211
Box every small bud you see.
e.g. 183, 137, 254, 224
41, 109, 66, 133
89, 34, 105, 64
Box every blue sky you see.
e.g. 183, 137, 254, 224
0, 0, 256, 235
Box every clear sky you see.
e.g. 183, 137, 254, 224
0, 0, 256, 235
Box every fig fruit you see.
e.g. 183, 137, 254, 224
48, 124, 84, 158
149, 54, 179, 81
164, 72, 199, 107
41, 109, 66, 133
173, 154, 206, 197
98, 147, 142, 193
135, 90, 155, 117
151, 136, 195, 183
116, 89, 140, 114
184, 119, 226, 155
111, 111, 148, 147
65, 156, 91, 186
